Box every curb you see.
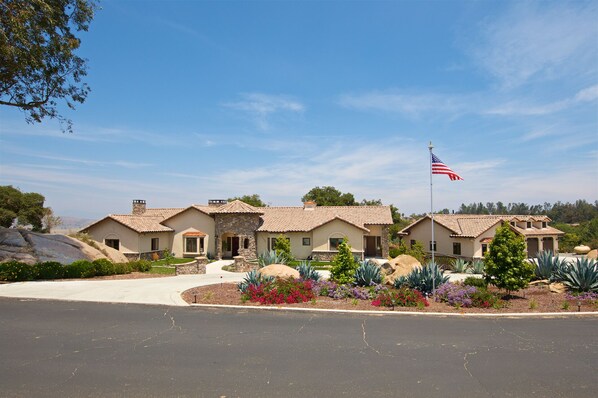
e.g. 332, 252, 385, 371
188, 303, 598, 318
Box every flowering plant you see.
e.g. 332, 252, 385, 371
241, 278, 315, 305
371, 288, 429, 308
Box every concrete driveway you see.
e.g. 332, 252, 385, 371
0, 260, 244, 306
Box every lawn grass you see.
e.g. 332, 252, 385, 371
148, 265, 176, 275
288, 260, 332, 270
150, 257, 195, 266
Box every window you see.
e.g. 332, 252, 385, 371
105, 239, 119, 250
453, 242, 461, 255
244, 238, 249, 249
510, 221, 516, 226
429, 241, 437, 251
268, 237, 278, 252
542, 221, 547, 228
151, 238, 159, 251
185, 237, 198, 253
302, 237, 311, 246
329, 237, 344, 250
527, 221, 532, 228
482, 244, 488, 256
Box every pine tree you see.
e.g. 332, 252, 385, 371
484, 222, 534, 295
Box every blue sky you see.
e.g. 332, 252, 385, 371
1, 0, 597, 219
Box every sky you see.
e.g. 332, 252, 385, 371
1, 0, 597, 220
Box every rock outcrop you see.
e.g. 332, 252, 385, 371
0, 227, 128, 265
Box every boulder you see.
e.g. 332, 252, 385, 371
574, 245, 591, 255
259, 264, 300, 279
0, 227, 126, 265
549, 282, 567, 294
587, 249, 597, 260
384, 254, 421, 284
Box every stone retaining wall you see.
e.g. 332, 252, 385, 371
175, 257, 207, 275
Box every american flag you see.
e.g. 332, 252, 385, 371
431, 153, 463, 181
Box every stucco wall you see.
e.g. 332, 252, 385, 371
313, 219, 364, 253
162, 209, 216, 257
256, 231, 313, 260
85, 219, 141, 254
138, 231, 173, 254
405, 218, 479, 259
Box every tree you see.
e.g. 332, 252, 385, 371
228, 194, 267, 207
360, 198, 382, 206
273, 233, 292, 262
0, 0, 97, 132
484, 222, 534, 295
0, 185, 48, 231
330, 238, 358, 284
301, 186, 357, 206
42, 207, 62, 232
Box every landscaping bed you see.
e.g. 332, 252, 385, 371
181, 283, 598, 313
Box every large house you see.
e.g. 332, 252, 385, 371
399, 214, 565, 259
82, 199, 393, 261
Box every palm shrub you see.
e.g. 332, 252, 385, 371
452, 258, 470, 273
534, 250, 567, 280
484, 223, 534, 295
297, 260, 321, 282
37, 261, 65, 279
394, 262, 450, 295
554, 257, 598, 293
354, 260, 382, 286
258, 250, 287, 268
237, 269, 274, 293
330, 239, 358, 284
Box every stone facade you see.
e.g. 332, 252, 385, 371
381, 225, 390, 259
214, 214, 261, 260
175, 257, 207, 275
233, 255, 258, 272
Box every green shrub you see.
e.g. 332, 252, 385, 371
484, 223, 533, 294
129, 259, 151, 272
394, 261, 450, 295
65, 260, 95, 278
92, 258, 115, 276
37, 261, 65, 279
354, 260, 382, 287
463, 276, 488, 289
113, 263, 131, 275
389, 246, 400, 258
0, 261, 37, 281
330, 239, 358, 284
371, 287, 429, 308
273, 234, 293, 263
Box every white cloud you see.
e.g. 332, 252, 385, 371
471, 2, 598, 88
338, 91, 469, 116
223, 93, 305, 130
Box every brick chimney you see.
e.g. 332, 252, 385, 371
303, 201, 317, 210
132, 199, 146, 215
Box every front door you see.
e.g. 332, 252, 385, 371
365, 236, 381, 257
232, 237, 240, 257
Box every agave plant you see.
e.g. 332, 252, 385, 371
393, 261, 450, 294
534, 250, 568, 280
470, 259, 485, 275
257, 250, 287, 268
452, 258, 470, 273
353, 260, 382, 287
553, 257, 598, 293
297, 260, 321, 282
237, 269, 274, 293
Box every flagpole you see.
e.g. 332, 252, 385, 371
428, 141, 436, 295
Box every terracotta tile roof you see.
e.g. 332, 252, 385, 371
108, 215, 174, 233
183, 228, 207, 237
257, 206, 393, 233
211, 200, 264, 214
401, 214, 563, 238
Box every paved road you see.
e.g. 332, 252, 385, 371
1, 298, 596, 397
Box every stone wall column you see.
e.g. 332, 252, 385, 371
381, 225, 390, 259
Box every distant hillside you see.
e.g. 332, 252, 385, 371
52, 216, 95, 234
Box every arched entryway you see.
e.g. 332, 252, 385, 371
221, 233, 240, 258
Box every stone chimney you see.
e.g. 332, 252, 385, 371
132, 199, 146, 215
303, 201, 317, 210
